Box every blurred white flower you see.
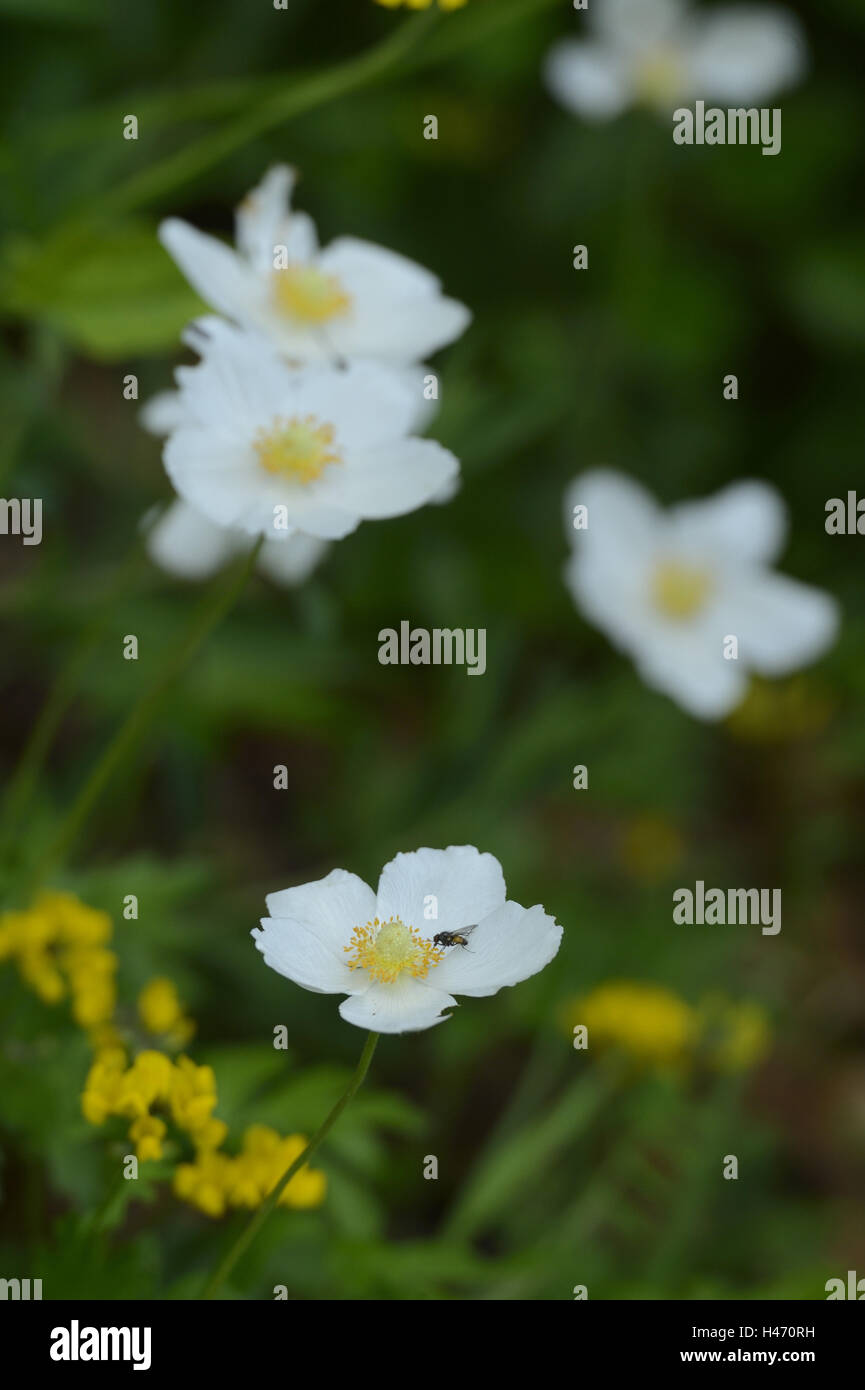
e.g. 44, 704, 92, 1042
563, 470, 839, 721
158, 164, 471, 365
145, 497, 328, 587
253, 846, 563, 1034
162, 319, 459, 542
545, 0, 806, 120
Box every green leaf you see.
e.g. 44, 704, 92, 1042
3, 220, 202, 358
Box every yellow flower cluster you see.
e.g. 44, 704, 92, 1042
82, 1046, 205, 1158
0, 891, 117, 1030
82, 1048, 222, 1158
564, 980, 770, 1074
81, 1043, 324, 1213
375, 0, 468, 10
1, 888, 326, 1219
138, 976, 195, 1046
174, 1125, 327, 1218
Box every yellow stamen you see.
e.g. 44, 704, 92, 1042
633, 47, 685, 108
271, 266, 352, 325
651, 560, 712, 620
344, 916, 445, 984
253, 415, 341, 485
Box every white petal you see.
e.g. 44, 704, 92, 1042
253, 918, 357, 996
320, 237, 442, 298
319, 239, 471, 362
163, 428, 269, 530
376, 846, 506, 937
177, 319, 292, 436
159, 218, 263, 322
279, 211, 319, 263
139, 390, 184, 438
234, 164, 296, 274
563, 470, 661, 634
633, 627, 750, 720
265, 868, 376, 956
565, 468, 661, 555
595, 0, 686, 49
317, 438, 459, 521
396, 363, 441, 433
668, 480, 787, 566
146, 498, 236, 580
684, 6, 807, 103
292, 360, 422, 450
258, 532, 329, 587
727, 571, 839, 676
430, 901, 563, 998
338, 977, 457, 1034
544, 41, 634, 120
258, 497, 359, 542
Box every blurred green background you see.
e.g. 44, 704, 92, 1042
1, 0, 865, 1300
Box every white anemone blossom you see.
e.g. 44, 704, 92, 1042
253, 847, 563, 1034
162, 319, 459, 543
158, 164, 471, 366
564, 470, 839, 721
140, 373, 328, 585
144, 497, 328, 587
545, 0, 806, 121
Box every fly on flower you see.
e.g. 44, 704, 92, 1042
431, 924, 477, 951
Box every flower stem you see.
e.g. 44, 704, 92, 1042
23, 538, 262, 897
91, 12, 441, 221
76, 0, 558, 225
202, 1030, 380, 1301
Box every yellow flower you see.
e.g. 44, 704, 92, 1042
699, 995, 771, 1073
567, 981, 700, 1070
81, 1048, 128, 1125
40, 892, 112, 947
126, 1050, 175, 1106
69, 958, 117, 1028
0, 893, 119, 1027
234, 1126, 327, 1210
129, 1114, 167, 1162
375, 0, 468, 9
170, 1056, 218, 1135
18, 949, 66, 1004
137, 977, 195, 1045
192, 1117, 229, 1152
172, 1125, 326, 1218
174, 1151, 233, 1218
565, 981, 772, 1077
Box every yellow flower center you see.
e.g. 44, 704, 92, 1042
271, 266, 352, 325
651, 559, 712, 620
253, 415, 341, 485
633, 46, 685, 108
344, 916, 445, 984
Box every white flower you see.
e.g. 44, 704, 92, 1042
158, 164, 471, 366
162, 318, 460, 542
145, 497, 328, 586
545, 0, 806, 120
564, 470, 839, 721
253, 846, 563, 1034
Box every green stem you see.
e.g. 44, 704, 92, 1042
63, 0, 558, 227
89, 12, 441, 222
202, 1030, 380, 1300
22, 538, 262, 897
